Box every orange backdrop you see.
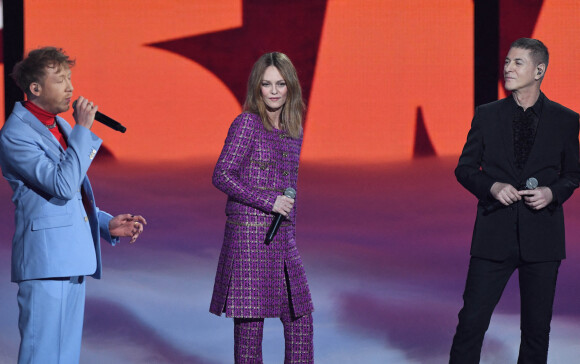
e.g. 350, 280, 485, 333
20, 0, 580, 163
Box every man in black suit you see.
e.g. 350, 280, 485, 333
450, 38, 580, 363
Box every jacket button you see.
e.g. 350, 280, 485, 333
283, 152, 288, 158
283, 171, 289, 176
84, 216, 89, 222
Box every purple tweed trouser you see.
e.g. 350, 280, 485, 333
233, 274, 314, 363
234, 314, 313, 363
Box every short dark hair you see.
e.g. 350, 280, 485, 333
11, 47, 75, 96
510, 38, 549, 67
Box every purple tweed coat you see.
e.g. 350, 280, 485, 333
210, 112, 314, 318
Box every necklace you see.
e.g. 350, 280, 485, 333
45, 120, 57, 129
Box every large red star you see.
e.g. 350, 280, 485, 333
148, 0, 328, 124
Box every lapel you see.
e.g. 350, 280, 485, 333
498, 97, 518, 177
56, 115, 72, 147
16, 102, 95, 207
17, 103, 65, 161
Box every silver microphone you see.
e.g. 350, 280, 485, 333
526, 177, 538, 190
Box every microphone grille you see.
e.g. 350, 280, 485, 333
526, 177, 538, 189
284, 187, 296, 199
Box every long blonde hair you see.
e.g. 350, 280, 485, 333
243, 52, 305, 138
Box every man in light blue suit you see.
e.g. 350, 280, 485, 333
0, 47, 147, 364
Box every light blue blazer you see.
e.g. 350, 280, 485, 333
0, 102, 118, 282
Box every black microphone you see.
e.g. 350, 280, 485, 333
265, 187, 296, 245
483, 177, 538, 215
72, 100, 127, 133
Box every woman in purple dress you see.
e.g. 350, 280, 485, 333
210, 52, 314, 363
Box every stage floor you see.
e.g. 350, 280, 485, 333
1, 157, 580, 363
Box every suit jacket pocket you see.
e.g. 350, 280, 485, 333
250, 159, 275, 171
32, 214, 74, 230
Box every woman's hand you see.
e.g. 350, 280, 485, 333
272, 195, 294, 217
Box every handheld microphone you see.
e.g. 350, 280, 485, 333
483, 177, 538, 215
72, 100, 127, 133
265, 187, 296, 245
525, 177, 538, 190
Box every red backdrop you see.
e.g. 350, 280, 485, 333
15, 0, 580, 163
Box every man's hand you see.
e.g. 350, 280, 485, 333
519, 187, 553, 210
490, 182, 521, 206
109, 214, 147, 244
72, 96, 98, 129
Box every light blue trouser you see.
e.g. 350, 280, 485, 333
17, 277, 86, 364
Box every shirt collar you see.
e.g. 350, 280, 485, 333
510, 91, 544, 117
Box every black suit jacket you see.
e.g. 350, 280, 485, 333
455, 93, 580, 262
